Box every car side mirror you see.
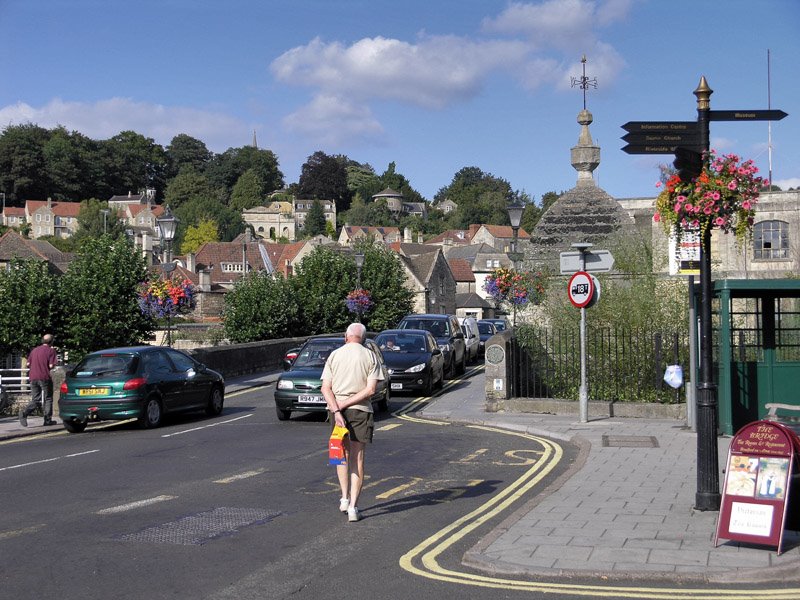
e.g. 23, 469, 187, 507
432, 348, 442, 355
186, 368, 196, 378
454, 332, 464, 340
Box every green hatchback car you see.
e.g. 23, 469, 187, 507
274, 336, 390, 421
59, 346, 225, 433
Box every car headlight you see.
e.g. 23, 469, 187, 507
438, 344, 450, 353
405, 363, 426, 373
277, 379, 294, 390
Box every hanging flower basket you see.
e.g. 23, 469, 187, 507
346, 288, 373, 315
483, 267, 546, 307
654, 150, 767, 241
139, 275, 195, 319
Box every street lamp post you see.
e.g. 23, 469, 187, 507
100, 209, 110, 234
156, 205, 179, 264
506, 203, 525, 327
354, 251, 365, 323
354, 251, 364, 289
156, 206, 179, 348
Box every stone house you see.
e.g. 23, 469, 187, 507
390, 242, 457, 315
338, 225, 401, 246
24, 199, 81, 239
0, 229, 72, 274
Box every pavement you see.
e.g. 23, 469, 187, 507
2, 368, 799, 586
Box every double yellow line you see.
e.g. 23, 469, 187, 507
395, 379, 800, 598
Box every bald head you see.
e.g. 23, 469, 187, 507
42, 334, 54, 345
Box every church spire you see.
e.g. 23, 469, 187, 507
252, 129, 258, 149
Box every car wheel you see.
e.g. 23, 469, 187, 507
139, 397, 163, 429
205, 386, 224, 416
63, 420, 87, 434
276, 405, 291, 421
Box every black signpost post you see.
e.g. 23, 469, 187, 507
621, 78, 788, 512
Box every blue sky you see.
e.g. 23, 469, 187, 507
2, 0, 798, 202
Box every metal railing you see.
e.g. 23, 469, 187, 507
511, 327, 690, 404
0, 368, 30, 394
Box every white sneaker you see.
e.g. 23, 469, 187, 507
339, 498, 349, 513
347, 507, 360, 522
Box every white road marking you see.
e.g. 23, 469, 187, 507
161, 414, 253, 438
0, 449, 99, 472
96, 495, 178, 515
214, 469, 265, 484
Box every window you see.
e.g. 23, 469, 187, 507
439, 275, 445, 295
754, 220, 789, 259
486, 259, 492, 268
36, 214, 42, 222
493, 259, 500, 268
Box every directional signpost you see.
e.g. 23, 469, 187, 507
621, 121, 700, 154
620, 80, 789, 513
560, 249, 614, 275
708, 109, 788, 122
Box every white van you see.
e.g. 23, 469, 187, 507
458, 317, 480, 364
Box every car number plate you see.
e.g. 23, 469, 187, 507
391, 383, 403, 390
78, 387, 110, 396
298, 394, 325, 403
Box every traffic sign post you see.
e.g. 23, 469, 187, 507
568, 271, 595, 308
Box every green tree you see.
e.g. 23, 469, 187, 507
298, 151, 351, 211
223, 273, 300, 343
174, 196, 244, 245
58, 237, 152, 357
437, 166, 518, 228
229, 168, 265, 211
74, 198, 128, 242
163, 166, 222, 210
100, 131, 168, 199
303, 199, 327, 237
357, 243, 414, 331
378, 161, 425, 204
0, 259, 58, 355
181, 218, 219, 254
293, 247, 358, 334
42, 126, 96, 201
340, 192, 370, 226
206, 145, 284, 202
0, 123, 51, 202
165, 134, 212, 179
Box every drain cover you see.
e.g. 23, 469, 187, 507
117, 507, 281, 545
601, 435, 659, 448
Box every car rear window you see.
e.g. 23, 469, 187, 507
293, 340, 342, 368
478, 322, 495, 334
73, 353, 137, 377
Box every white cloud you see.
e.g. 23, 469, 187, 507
271, 35, 528, 109
0, 98, 249, 152
773, 177, 800, 190
282, 94, 384, 145
269, 0, 633, 145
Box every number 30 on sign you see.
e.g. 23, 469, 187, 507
568, 271, 599, 308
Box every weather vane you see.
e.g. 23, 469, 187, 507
570, 55, 597, 110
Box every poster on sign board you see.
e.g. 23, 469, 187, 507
715, 420, 798, 554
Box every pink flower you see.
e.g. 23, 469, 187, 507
727, 180, 738, 190
674, 202, 683, 212
741, 200, 751, 210
685, 203, 693, 212
715, 217, 725, 227
655, 181, 662, 188
653, 212, 661, 222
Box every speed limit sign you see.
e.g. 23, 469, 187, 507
568, 271, 595, 308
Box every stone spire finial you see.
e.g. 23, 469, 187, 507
570, 56, 600, 186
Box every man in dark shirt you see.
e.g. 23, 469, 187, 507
20, 334, 58, 427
